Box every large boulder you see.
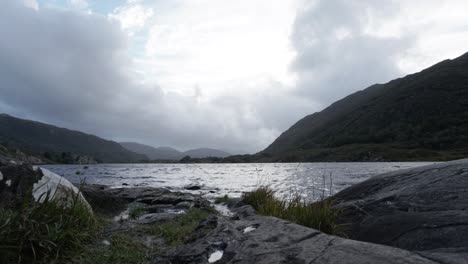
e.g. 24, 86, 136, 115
0, 160, 91, 211
155, 205, 440, 264
0, 160, 42, 208
333, 159, 468, 259
33, 167, 91, 209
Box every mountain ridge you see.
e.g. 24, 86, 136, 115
261, 52, 468, 161
0, 114, 147, 163
120, 142, 231, 160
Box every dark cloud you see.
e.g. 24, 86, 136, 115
0, 0, 425, 154
0, 1, 133, 122
0, 1, 313, 154
291, 0, 414, 105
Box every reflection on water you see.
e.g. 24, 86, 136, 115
43, 162, 435, 200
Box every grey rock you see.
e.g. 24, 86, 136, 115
175, 201, 194, 209
107, 187, 172, 202
81, 185, 210, 222
134, 213, 180, 224
156, 205, 438, 264
33, 168, 91, 209
185, 185, 202, 190
146, 204, 176, 213
139, 193, 196, 205
333, 159, 468, 256
0, 163, 92, 215
135, 192, 210, 209
0, 162, 42, 208
80, 184, 127, 216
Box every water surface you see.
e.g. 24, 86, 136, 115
44, 162, 435, 200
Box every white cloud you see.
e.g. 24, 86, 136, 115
290, 0, 412, 105
290, 0, 468, 107
109, 3, 154, 32
143, 0, 298, 96
393, 0, 468, 73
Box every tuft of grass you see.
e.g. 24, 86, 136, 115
72, 233, 148, 264
214, 194, 229, 204
0, 191, 97, 264
242, 186, 342, 235
143, 208, 214, 247
128, 207, 147, 219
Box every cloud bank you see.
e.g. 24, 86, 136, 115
291, 0, 411, 104
0, 0, 310, 153
1, 0, 468, 153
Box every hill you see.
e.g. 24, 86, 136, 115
120, 142, 181, 160
0, 114, 147, 163
262, 52, 468, 161
183, 148, 231, 159
120, 142, 231, 160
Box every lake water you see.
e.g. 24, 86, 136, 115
43, 162, 436, 201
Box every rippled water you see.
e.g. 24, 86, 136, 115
43, 162, 435, 200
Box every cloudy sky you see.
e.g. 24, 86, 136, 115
1, 0, 468, 154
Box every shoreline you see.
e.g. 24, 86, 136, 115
1, 158, 467, 263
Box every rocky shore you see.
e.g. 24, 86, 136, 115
333, 159, 468, 263
1, 157, 467, 263
152, 160, 468, 263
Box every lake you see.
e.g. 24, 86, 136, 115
43, 162, 436, 200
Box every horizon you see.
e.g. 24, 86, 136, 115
1, 0, 468, 154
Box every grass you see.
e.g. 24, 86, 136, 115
214, 194, 230, 204
79, 207, 216, 262
143, 208, 215, 247
242, 186, 342, 235
128, 207, 147, 219
0, 191, 97, 264
72, 233, 148, 264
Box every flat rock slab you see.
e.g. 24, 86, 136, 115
108, 187, 173, 202
333, 159, 468, 257
81, 184, 211, 226
156, 206, 440, 264
135, 212, 181, 225
80, 185, 128, 215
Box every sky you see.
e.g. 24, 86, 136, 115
1, 0, 468, 154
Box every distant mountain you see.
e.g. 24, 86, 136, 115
0, 114, 147, 163
262, 52, 468, 161
120, 142, 231, 160
120, 142, 181, 160
182, 148, 231, 159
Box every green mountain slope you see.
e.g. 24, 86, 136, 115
262, 52, 468, 161
0, 114, 147, 163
